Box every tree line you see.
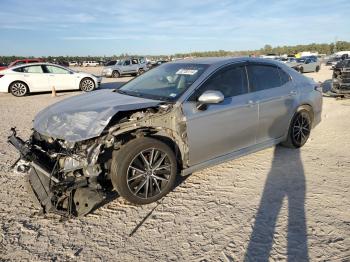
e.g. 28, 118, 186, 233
1, 41, 349, 64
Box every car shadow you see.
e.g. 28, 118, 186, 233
244, 145, 309, 261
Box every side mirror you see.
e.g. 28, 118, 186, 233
197, 90, 224, 110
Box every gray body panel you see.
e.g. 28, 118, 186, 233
33, 57, 322, 174
183, 93, 258, 166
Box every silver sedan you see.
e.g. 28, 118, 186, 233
9, 57, 323, 215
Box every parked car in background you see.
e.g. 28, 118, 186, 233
0, 62, 8, 70
286, 57, 321, 73
148, 60, 168, 69
0, 58, 44, 71
101, 57, 148, 78
326, 56, 342, 68
0, 63, 101, 97
8, 57, 322, 216
332, 59, 350, 94
69, 61, 79, 67
82, 61, 99, 67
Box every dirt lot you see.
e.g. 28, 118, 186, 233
0, 66, 349, 261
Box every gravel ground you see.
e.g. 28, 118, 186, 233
0, 66, 349, 261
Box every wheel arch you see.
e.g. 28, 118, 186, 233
113, 127, 185, 171
79, 77, 95, 90
8, 80, 30, 93
289, 103, 314, 129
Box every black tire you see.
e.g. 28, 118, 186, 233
138, 69, 145, 75
316, 66, 320, 72
9, 81, 29, 97
80, 78, 95, 92
281, 108, 312, 148
112, 71, 120, 78
131, 73, 138, 77
110, 137, 177, 205
299, 67, 304, 73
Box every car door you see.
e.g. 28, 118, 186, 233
21, 65, 49, 92
121, 60, 132, 74
131, 59, 139, 73
247, 63, 297, 143
44, 65, 77, 90
182, 63, 259, 166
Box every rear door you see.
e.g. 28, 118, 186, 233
183, 63, 259, 166
121, 60, 133, 74
21, 65, 49, 92
44, 65, 77, 90
247, 63, 296, 143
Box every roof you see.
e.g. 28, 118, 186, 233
170, 56, 286, 67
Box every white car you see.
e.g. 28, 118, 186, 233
82, 61, 99, 67
0, 63, 102, 97
69, 61, 79, 66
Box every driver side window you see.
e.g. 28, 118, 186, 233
45, 65, 69, 74
124, 60, 131, 66
190, 65, 248, 101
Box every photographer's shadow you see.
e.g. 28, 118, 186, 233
245, 145, 309, 261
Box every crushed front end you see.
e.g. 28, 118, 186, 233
8, 128, 114, 217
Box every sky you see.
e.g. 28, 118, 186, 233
0, 0, 349, 56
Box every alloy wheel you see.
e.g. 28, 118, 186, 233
81, 79, 95, 91
127, 148, 172, 199
11, 82, 27, 96
292, 112, 310, 145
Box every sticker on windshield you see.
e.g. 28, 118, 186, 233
176, 69, 198, 75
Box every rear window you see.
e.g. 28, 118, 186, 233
22, 65, 43, 73
278, 68, 291, 85
248, 65, 281, 91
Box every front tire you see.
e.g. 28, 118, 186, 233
110, 137, 177, 205
281, 108, 312, 148
112, 71, 120, 78
80, 78, 95, 92
9, 81, 29, 97
299, 67, 304, 73
316, 66, 320, 72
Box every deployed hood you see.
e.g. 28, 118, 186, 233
34, 89, 162, 142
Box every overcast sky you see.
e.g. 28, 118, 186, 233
1, 0, 349, 56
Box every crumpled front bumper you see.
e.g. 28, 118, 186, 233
7, 129, 105, 217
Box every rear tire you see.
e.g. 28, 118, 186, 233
316, 66, 320, 72
112, 71, 120, 78
138, 69, 145, 75
281, 108, 312, 148
299, 67, 304, 73
9, 81, 29, 97
110, 137, 177, 205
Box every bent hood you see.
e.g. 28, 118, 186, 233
34, 89, 162, 142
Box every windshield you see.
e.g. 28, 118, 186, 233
296, 58, 306, 63
119, 63, 209, 101
106, 61, 117, 66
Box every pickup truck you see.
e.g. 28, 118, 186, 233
101, 58, 148, 78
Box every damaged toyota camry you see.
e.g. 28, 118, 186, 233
8, 57, 322, 217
